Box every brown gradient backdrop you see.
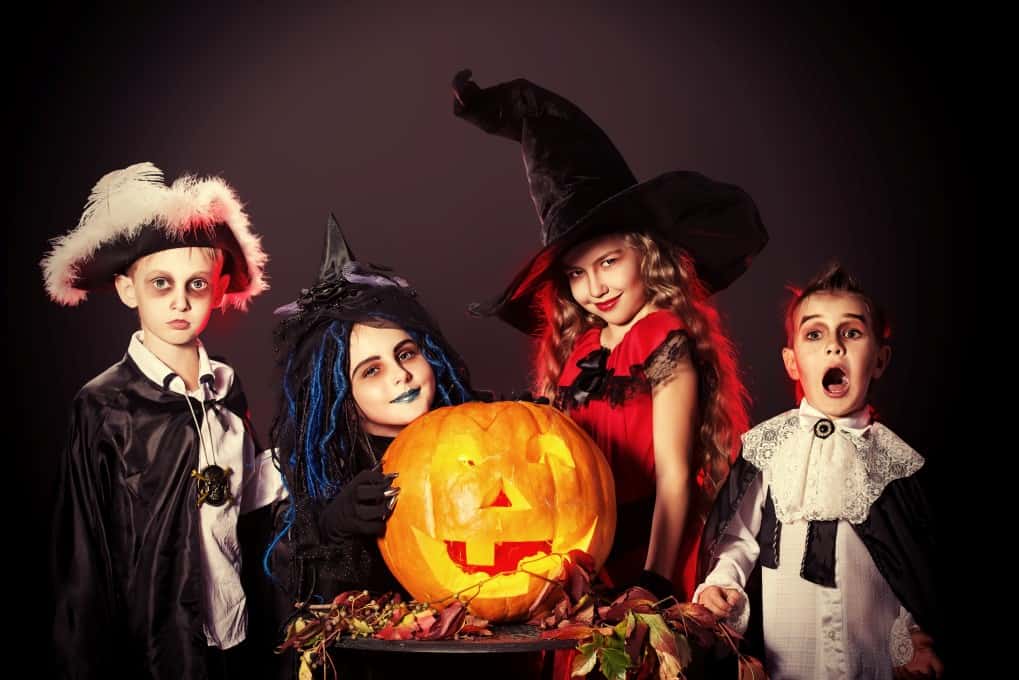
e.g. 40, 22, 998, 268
14, 1, 960, 668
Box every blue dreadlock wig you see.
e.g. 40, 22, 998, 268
274, 315, 473, 502
263, 216, 474, 581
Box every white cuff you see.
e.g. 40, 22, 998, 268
889, 607, 916, 666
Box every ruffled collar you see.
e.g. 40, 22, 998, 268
741, 400, 923, 523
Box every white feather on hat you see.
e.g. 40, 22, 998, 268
41, 162, 268, 309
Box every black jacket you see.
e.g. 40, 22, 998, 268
51, 354, 282, 679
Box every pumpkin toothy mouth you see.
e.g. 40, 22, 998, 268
444, 540, 553, 576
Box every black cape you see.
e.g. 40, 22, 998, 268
51, 354, 282, 679
699, 454, 941, 654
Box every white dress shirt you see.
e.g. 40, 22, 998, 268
128, 331, 286, 648
695, 399, 924, 679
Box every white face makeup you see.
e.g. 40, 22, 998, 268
348, 323, 437, 437
782, 292, 891, 418
115, 247, 227, 355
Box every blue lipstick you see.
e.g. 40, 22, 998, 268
390, 387, 421, 404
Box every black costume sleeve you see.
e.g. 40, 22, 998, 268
853, 466, 940, 643
51, 394, 129, 677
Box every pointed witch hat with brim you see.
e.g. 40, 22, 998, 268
452, 69, 768, 336
272, 214, 471, 387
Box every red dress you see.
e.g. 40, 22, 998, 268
557, 309, 702, 599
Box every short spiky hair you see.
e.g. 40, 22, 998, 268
784, 261, 890, 346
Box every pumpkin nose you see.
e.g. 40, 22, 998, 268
480, 478, 530, 510
482, 480, 512, 508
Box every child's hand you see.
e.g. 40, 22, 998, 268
697, 585, 743, 619
893, 629, 944, 679
319, 469, 400, 538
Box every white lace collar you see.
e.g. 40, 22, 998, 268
741, 400, 923, 523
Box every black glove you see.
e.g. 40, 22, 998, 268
319, 468, 399, 540
637, 569, 676, 601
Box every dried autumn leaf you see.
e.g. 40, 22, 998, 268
540, 624, 610, 640
331, 590, 362, 607
572, 642, 599, 677
526, 578, 564, 620
619, 586, 658, 603
566, 558, 593, 603
624, 618, 650, 670
567, 549, 596, 574
660, 602, 716, 648
374, 622, 415, 640
663, 601, 717, 629
413, 611, 437, 637
571, 600, 595, 625
635, 612, 689, 680
599, 596, 656, 623
738, 655, 769, 680
420, 602, 468, 640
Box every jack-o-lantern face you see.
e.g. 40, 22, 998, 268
378, 401, 616, 622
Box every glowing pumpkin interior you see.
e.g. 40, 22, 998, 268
378, 401, 616, 622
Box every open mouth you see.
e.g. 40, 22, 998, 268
822, 367, 849, 398
444, 540, 553, 576
390, 387, 421, 404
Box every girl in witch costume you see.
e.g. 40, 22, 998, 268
451, 71, 767, 603
267, 215, 474, 608
694, 263, 943, 679
43, 163, 285, 679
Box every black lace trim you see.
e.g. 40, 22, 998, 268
557, 330, 691, 410
645, 331, 691, 390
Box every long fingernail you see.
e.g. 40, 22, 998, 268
387, 497, 398, 511
383, 488, 401, 498
385, 472, 399, 479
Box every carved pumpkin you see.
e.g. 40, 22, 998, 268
377, 401, 616, 622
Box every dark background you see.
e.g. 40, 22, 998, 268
14, 1, 961, 670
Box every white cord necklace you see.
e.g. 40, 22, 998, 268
184, 377, 234, 508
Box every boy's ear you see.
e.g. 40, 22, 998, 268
212, 273, 231, 308
872, 345, 892, 379
114, 274, 139, 309
781, 347, 800, 381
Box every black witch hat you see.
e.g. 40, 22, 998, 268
452, 69, 768, 335
274, 214, 470, 386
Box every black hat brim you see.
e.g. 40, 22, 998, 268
73, 222, 252, 294
471, 170, 767, 336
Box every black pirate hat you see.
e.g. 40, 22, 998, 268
42, 162, 268, 309
452, 70, 768, 335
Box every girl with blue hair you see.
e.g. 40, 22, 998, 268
267, 215, 474, 602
